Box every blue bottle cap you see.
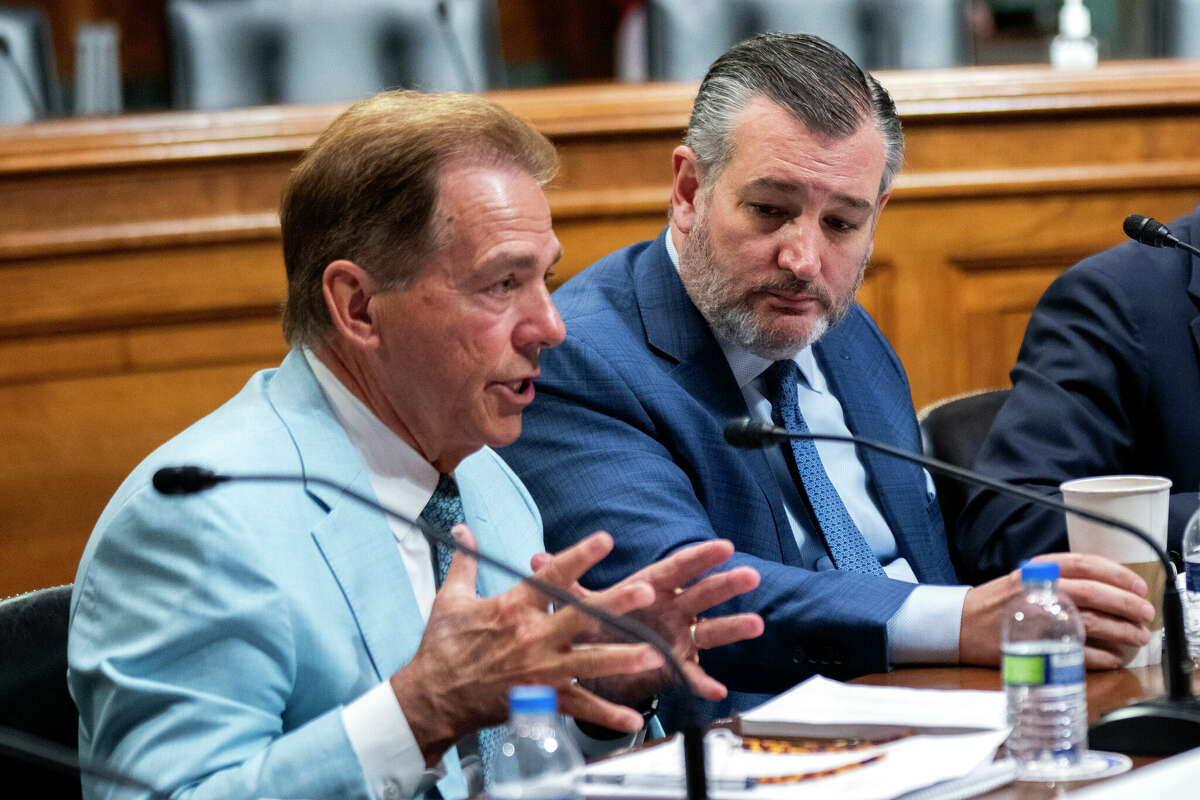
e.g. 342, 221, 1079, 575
509, 685, 557, 714
1020, 561, 1059, 582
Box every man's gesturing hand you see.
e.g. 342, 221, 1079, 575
390, 526, 666, 765
532, 537, 764, 707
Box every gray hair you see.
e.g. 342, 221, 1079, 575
684, 33, 903, 195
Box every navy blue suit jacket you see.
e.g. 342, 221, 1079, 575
501, 233, 957, 720
958, 207, 1200, 583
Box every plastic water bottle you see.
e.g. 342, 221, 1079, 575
486, 685, 583, 800
1183, 499, 1200, 667
1002, 561, 1088, 779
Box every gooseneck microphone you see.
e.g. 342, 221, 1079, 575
0, 726, 168, 797
723, 418, 1200, 757
1123, 214, 1200, 258
154, 466, 710, 800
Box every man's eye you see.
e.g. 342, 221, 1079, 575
749, 203, 783, 218
492, 276, 517, 294
825, 218, 858, 233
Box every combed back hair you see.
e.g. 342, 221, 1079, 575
280, 90, 558, 346
684, 32, 904, 195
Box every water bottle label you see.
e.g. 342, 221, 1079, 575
1003, 649, 1084, 686
1187, 561, 1200, 592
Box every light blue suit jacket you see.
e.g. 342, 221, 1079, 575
68, 349, 544, 799
501, 233, 957, 723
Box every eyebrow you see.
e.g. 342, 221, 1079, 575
486, 246, 562, 273
745, 177, 873, 211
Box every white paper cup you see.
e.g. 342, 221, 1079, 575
1060, 475, 1171, 668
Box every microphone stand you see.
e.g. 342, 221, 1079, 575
154, 467, 709, 800
724, 419, 1200, 756
0, 724, 170, 798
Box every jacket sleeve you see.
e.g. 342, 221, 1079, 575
502, 332, 916, 691
957, 259, 1194, 583
69, 485, 378, 800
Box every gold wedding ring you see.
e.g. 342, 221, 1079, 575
689, 622, 699, 648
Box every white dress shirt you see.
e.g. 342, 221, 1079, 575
664, 234, 968, 663
305, 348, 444, 800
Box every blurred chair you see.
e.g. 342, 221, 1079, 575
645, 0, 967, 81
74, 21, 122, 116
167, 0, 505, 111
917, 388, 1011, 534
0, 5, 61, 123
1163, 0, 1200, 57
0, 584, 80, 794
647, 0, 741, 82
866, 0, 968, 69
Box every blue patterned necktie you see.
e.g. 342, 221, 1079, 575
418, 473, 501, 792
420, 473, 463, 584
763, 360, 885, 576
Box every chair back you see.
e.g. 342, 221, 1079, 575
0, 583, 80, 793
645, 0, 966, 80
168, 0, 505, 110
918, 388, 1011, 534
0, 5, 61, 122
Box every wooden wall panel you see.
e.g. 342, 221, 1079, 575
2, 62, 1200, 596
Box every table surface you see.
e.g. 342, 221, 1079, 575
851, 664, 1199, 798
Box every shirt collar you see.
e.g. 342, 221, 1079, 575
302, 347, 441, 512
663, 227, 825, 395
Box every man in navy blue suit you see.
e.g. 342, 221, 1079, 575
958, 207, 1200, 584
501, 33, 1154, 720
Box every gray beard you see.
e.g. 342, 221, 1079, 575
677, 215, 863, 361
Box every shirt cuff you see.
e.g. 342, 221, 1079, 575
563, 715, 643, 760
342, 681, 444, 800
886, 584, 970, 664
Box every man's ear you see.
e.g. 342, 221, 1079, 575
322, 260, 378, 347
670, 145, 703, 235
877, 189, 892, 216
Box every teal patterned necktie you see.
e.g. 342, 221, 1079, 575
418, 473, 502, 791
763, 360, 885, 576
420, 473, 463, 584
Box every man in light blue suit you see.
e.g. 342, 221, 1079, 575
501, 34, 1154, 723
68, 91, 763, 799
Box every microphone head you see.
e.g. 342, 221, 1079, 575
1123, 214, 1172, 248
152, 466, 226, 495
723, 418, 780, 448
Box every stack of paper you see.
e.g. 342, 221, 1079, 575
581, 675, 1012, 800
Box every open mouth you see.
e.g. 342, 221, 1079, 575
496, 378, 535, 399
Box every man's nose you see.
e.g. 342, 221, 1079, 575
518, 283, 566, 353
777, 222, 821, 280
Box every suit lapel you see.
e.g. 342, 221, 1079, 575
267, 351, 425, 680
635, 233, 799, 561
1187, 239, 1200, 363
814, 321, 951, 581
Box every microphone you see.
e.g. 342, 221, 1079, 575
1123, 214, 1200, 258
723, 418, 1200, 757
0, 724, 169, 797
153, 466, 710, 800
